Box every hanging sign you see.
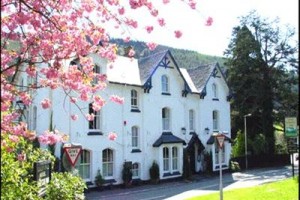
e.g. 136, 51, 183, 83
64, 146, 82, 167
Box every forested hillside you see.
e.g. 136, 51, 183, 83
110, 38, 227, 70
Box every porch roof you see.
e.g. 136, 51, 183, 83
206, 135, 232, 145
153, 132, 186, 147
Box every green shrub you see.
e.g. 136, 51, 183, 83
182, 149, 191, 180
45, 172, 86, 200
230, 161, 241, 172
149, 161, 160, 183
94, 169, 104, 187
122, 162, 133, 186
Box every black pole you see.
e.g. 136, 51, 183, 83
291, 153, 294, 177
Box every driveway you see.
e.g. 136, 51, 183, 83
84, 165, 298, 200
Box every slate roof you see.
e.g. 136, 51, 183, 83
186, 63, 217, 93
138, 50, 169, 84
186, 133, 205, 152
153, 132, 186, 147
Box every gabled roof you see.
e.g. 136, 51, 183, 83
138, 50, 169, 84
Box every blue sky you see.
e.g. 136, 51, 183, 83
107, 0, 299, 57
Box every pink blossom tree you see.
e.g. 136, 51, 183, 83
1, 0, 212, 150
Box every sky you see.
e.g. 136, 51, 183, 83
108, 0, 299, 57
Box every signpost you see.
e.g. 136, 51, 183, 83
215, 133, 225, 200
284, 117, 299, 177
63, 143, 82, 173
33, 160, 51, 197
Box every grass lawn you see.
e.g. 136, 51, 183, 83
187, 177, 298, 200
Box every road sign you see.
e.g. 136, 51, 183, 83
64, 146, 82, 167
216, 134, 225, 149
285, 117, 298, 137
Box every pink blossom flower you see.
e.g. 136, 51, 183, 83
162, 0, 170, 4
110, 95, 124, 104
145, 26, 154, 33
86, 113, 95, 121
174, 30, 183, 38
41, 98, 52, 109
108, 132, 117, 141
147, 42, 158, 51
71, 114, 78, 121
118, 7, 125, 15
128, 49, 135, 57
9, 135, 20, 143
123, 37, 131, 43
18, 153, 26, 162
189, 0, 197, 9
158, 18, 166, 26
26, 65, 37, 77
205, 17, 213, 26
70, 97, 77, 103
150, 9, 159, 17
20, 92, 32, 106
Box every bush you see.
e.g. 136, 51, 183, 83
204, 151, 213, 173
149, 161, 159, 183
94, 169, 104, 188
122, 162, 133, 186
45, 172, 86, 200
182, 149, 191, 180
230, 160, 241, 172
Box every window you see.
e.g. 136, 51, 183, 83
76, 150, 91, 180
131, 90, 138, 109
162, 107, 170, 131
89, 103, 101, 130
172, 147, 178, 171
212, 83, 218, 99
213, 110, 218, 131
131, 126, 139, 148
102, 149, 113, 177
132, 163, 139, 178
161, 75, 169, 93
163, 147, 169, 171
93, 65, 101, 84
189, 109, 195, 131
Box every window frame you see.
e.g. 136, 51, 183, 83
131, 126, 139, 149
163, 147, 170, 172
102, 148, 114, 178
213, 110, 219, 131
132, 162, 139, 178
131, 89, 138, 109
172, 147, 178, 171
161, 75, 169, 93
88, 103, 101, 130
162, 107, 171, 131
76, 149, 91, 181
189, 109, 195, 131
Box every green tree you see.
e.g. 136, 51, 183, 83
224, 10, 299, 155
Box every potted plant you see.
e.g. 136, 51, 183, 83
122, 162, 133, 188
149, 161, 160, 184
94, 169, 104, 191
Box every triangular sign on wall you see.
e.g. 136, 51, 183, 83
64, 147, 82, 167
216, 135, 225, 149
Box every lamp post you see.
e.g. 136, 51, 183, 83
244, 114, 251, 170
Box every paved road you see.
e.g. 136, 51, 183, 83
85, 165, 298, 200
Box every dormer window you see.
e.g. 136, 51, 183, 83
212, 83, 218, 100
131, 89, 140, 112
161, 75, 170, 95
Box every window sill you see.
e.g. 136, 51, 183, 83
130, 108, 141, 113
161, 92, 171, 95
131, 149, 142, 153
212, 98, 219, 101
103, 179, 116, 184
163, 171, 181, 177
87, 131, 103, 136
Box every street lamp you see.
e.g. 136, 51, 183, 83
244, 113, 251, 170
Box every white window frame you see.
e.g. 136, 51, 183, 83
172, 147, 178, 171
76, 149, 91, 181
131, 126, 139, 149
215, 144, 226, 165
163, 147, 170, 172
89, 103, 101, 130
132, 162, 139, 178
162, 107, 171, 131
93, 65, 101, 84
212, 83, 218, 98
213, 110, 218, 131
131, 90, 138, 109
161, 75, 169, 93
102, 149, 114, 178
189, 109, 195, 131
